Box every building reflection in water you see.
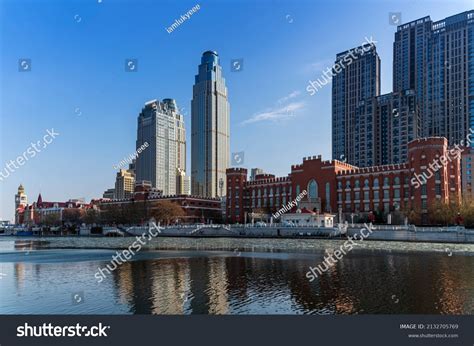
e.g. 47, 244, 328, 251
5, 243, 474, 315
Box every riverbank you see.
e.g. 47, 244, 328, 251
3, 224, 474, 244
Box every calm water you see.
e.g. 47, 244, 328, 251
0, 236, 473, 314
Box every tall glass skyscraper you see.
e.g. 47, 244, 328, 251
332, 44, 381, 165
135, 98, 187, 195
394, 10, 474, 145
191, 51, 230, 197
333, 10, 474, 168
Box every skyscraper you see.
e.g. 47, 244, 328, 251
393, 16, 431, 136
332, 44, 381, 164
191, 50, 230, 197
428, 11, 474, 145
355, 89, 420, 166
394, 11, 474, 145
135, 98, 187, 195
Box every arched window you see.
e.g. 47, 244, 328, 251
355, 180, 360, 188
394, 177, 400, 185
337, 181, 342, 189
345, 180, 351, 189
308, 180, 318, 199
384, 177, 390, 186
364, 179, 369, 188
373, 178, 379, 187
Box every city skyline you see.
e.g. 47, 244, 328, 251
1, 0, 473, 221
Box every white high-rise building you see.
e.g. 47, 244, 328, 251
135, 99, 187, 195
191, 51, 230, 197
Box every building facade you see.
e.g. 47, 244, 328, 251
355, 89, 420, 166
332, 44, 381, 164
191, 50, 230, 198
227, 137, 461, 225
14, 184, 28, 224
115, 169, 135, 200
334, 10, 474, 167
102, 188, 115, 199
16, 191, 90, 225
136, 98, 188, 195
461, 147, 474, 200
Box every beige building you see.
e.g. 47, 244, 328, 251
115, 169, 135, 199
176, 168, 191, 195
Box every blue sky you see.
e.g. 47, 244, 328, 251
0, 0, 472, 221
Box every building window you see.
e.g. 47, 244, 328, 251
373, 178, 379, 188
364, 191, 369, 200
394, 189, 400, 198
308, 180, 318, 199
421, 184, 427, 196
384, 177, 390, 186
364, 179, 369, 188
345, 180, 351, 189
374, 190, 379, 200
355, 191, 360, 200
325, 183, 331, 212
394, 177, 400, 185
355, 180, 360, 188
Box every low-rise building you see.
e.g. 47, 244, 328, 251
226, 137, 461, 225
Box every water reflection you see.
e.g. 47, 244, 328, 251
0, 240, 473, 315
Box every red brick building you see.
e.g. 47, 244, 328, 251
226, 137, 461, 224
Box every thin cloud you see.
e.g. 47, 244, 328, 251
241, 101, 305, 125
277, 90, 301, 104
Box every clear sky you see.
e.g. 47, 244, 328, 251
0, 0, 472, 221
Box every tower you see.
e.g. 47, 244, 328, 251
191, 50, 230, 198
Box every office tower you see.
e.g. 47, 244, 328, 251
250, 168, 264, 181
393, 16, 432, 136
191, 50, 230, 197
394, 11, 474, 145
332, 44, 381, 164
115, 169, 135, 199
356, 90, 420, 166
429, 11, 474, 145
135, 99, 188, 195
